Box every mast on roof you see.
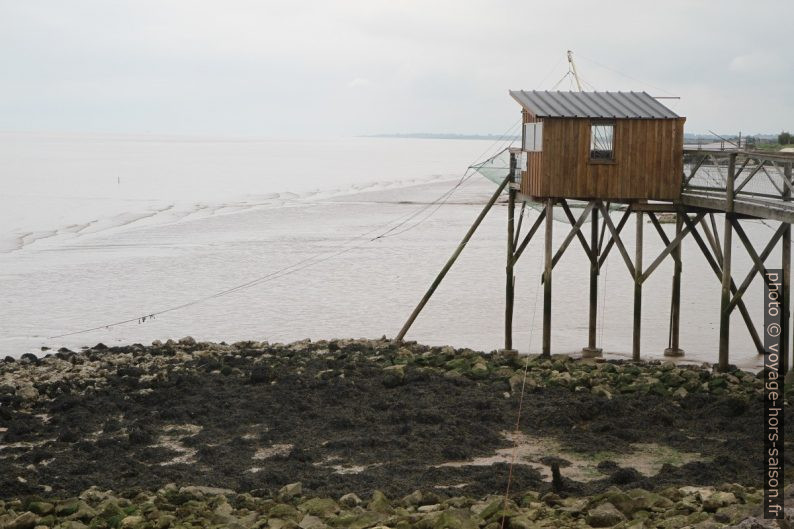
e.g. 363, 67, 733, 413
567, 50, 583, 92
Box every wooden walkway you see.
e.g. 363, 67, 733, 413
680, 149, 794, 222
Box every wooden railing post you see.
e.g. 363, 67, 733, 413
718, 153, 737, 371
504, 153, 517, 351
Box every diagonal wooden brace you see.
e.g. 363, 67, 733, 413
512, 208, 546, 266
681, 213, 765, 354
727, 221, 787, 314
639, 212, 703, 284
598, 202, 635, 277
598, 206, 631, 270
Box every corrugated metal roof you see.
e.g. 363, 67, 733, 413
509, 90, 679, 119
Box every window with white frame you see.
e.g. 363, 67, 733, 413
523, 122, 543, 152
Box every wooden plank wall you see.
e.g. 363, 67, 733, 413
521, 116, 685, 200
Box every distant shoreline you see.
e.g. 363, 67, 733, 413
363, 133, 521, 141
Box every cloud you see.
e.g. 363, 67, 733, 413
729, 52, 787, 75
348, 78, 371, 89
0, 0, 791, 136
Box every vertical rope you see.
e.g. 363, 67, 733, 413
499, 247, 543, 528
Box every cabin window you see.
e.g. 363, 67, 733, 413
590, 122, 614, 161
523, 122, 543, 152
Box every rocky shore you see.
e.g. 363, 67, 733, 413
0, 338, 791, 528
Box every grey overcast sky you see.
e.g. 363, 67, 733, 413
1, 0, 791, 137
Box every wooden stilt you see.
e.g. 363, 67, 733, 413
542, 198, 554, 357
665, 213, 684, 357
504, 154, 517, 351
718, 154, 737, 371
395, 174, 511, 342
583, 201, 602, 357
632, 211, 643, 361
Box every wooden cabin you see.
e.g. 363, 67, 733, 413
509, 90, 685, 201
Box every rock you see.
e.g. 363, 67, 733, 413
120, 515, 145, 528
585, 502, 626, 527
432, 509, 477, 529
179, 336, 196, 346
57, 522, 89, 529
469, 361, 489, 379
507, 516, 535, 529
702, 491, 738, 512
729, 517, 779, 528
382, 365, 406, 388
656, 515, 689, 528
672, 386, 688, 399
65, 501, 96, 522
278, 483, 303, 501
3, 512, 38, 529
26, 502, 53, 516
16, 384, 38, 402
591, 385, 612, 399
298, 514, 327, 529
20, 353, 39, 364
297, 498, 339, 517
339, 493, 362, 508
401, 490, 423, 507
250, 365, 272, 384
179, 485, 235, 498
368, 491, 391, 513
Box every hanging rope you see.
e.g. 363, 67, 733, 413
500, 235, 543, 529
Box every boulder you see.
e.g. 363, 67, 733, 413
16, 384, 38, 402
432, 509, 477, 529
585, 502, 625, 527
26, 502, 53, 516
591, 385, 612, 399
3, 512, 38, 529
702, 491, 738, 512
469, 362, 489, 380
297, 498, 339, 517
368, 491, 392, 513
298, 514, 327, 529
338, 493, 362, 508
382, 365, 406, 388
120, 515, 145, 528
278, 483, 303, 501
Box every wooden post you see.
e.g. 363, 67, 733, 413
542, 198, 554, 357
665, 213, 685, 357
632, 210, 643, 361
395, 174, 511, 341
504, 153, 517, 351
583, 202, 602, 357
780, 162, 792, 373
718, 153, 737, 371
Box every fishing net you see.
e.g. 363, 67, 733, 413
470, 148, 624, 223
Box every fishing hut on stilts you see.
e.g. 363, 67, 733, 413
396, 58, 794, 373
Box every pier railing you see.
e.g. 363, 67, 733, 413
681, 149, 794, 222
